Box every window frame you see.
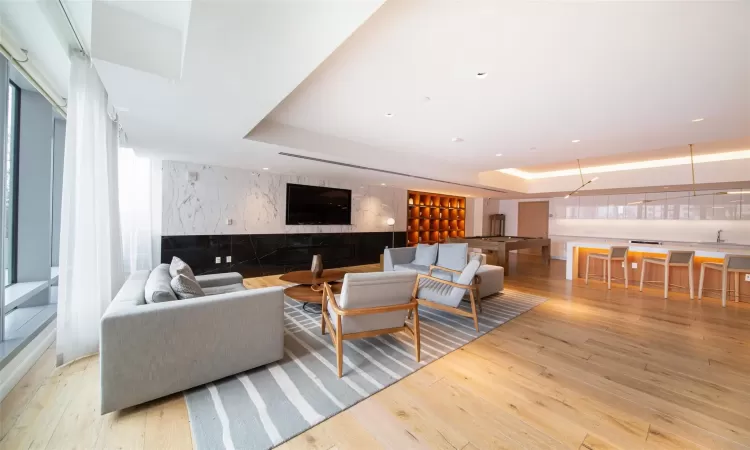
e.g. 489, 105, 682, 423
6, 80, 20, 286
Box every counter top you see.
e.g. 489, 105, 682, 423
550, 234, 750, 250
563, 239, 750, 280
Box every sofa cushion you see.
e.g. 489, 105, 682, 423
437, 243, 468, 271
203, 283, 247, 296
413, 244, 438, 266
145, 264, 178, 304
169, 256, 196, 281
170, 274, 205, 299
393, 263, 430, 274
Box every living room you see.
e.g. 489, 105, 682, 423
1, 1, 750, 449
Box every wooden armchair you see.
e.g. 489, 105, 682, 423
414, 259, 482, 331
321, 271, 420, 378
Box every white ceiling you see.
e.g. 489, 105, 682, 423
17, 0, 748, 197
263, 0, 750, 174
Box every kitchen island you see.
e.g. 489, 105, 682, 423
564, 237, 750, 300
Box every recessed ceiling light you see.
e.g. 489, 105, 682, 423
476, 72, 488, 79
572, 140, 581, 143
495, 153, 503, 157
691, 118, 704, 122
663, 186, 669, 189
384, 113, 393, 118
262, 167, 269, 170
452, 137, 463, 143
381, 183, 386, 186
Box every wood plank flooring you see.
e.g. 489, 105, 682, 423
2, 255, 749, 449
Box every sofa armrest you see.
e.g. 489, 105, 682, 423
470, 251, 487, 265
383, 247, 417, 271
195, 272, 244, 288
100, 286, 284, 413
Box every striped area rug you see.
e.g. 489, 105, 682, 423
185, 289, 546, 450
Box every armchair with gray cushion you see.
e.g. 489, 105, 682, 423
321, 271, 420, 377
414, 259, 483, 331
100, 264, 284, 413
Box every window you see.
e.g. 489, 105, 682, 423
4, 81, 18, 286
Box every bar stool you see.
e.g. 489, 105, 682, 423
640, 251, 695, 299
585, 246, 629, 289
698, 254, 750, 307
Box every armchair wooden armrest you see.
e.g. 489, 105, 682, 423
417, 273, 473, 290
324, 283, 417, 317
428, 264, 463, 276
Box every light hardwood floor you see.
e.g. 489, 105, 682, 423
2, 255, 750, 449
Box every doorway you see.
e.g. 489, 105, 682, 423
517, 201, 549, 254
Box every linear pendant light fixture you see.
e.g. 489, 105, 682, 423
563, 160, 599, 198
628, 144, 740, 205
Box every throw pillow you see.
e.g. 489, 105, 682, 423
413, 243, 438, 266
170, 274, 205, 299
145, 264, 178, 303
169, 256, 196, 281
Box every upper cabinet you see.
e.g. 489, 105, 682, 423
666, 191, 691, 220
549, 189, 748, 220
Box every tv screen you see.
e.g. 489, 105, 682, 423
286, 183, 352, 225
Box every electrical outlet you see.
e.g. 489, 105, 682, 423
215, 257, 221, 264
226, 256, 232, 263
745, 274, 750, 282
632, 262, 638, 269
226, 218, 233, 225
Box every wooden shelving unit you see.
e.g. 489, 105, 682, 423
406, 190, 466, 246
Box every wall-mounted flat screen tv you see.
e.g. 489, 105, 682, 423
286, 183, 352, 225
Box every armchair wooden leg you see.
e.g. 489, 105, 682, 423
664, 264, 669, 299
321, 313, 326, 335
698, 264, 705, 300
336, 316, 343, 378
413, 307, 421, 363
640, 261, 646, 292
474, 287, 482, 313
469, 290, 479, 332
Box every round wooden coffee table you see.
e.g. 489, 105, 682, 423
279, 269, 347, 312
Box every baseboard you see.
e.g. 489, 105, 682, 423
0, 321, 56, 402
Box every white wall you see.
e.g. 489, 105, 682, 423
162, 161, 407, 235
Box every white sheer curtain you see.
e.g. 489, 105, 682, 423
57, 54, 125, 366
119, 147, 158, 273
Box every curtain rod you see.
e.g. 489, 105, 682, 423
0, 43, 67, 118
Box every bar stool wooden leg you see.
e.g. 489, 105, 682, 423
721, 271, 728, 307
664, 264, 670, 299
734, 272, 740, 303
607, 257, 611, 290
585, 255, 591, 285
624, 258, 629, 289
640, 261, 647, 292
698, 264, 706, 300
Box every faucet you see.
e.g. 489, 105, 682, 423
717, 229, 725, 243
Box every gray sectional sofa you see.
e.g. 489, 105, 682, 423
384, 243, 504, 298
100, 264, 284, 413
